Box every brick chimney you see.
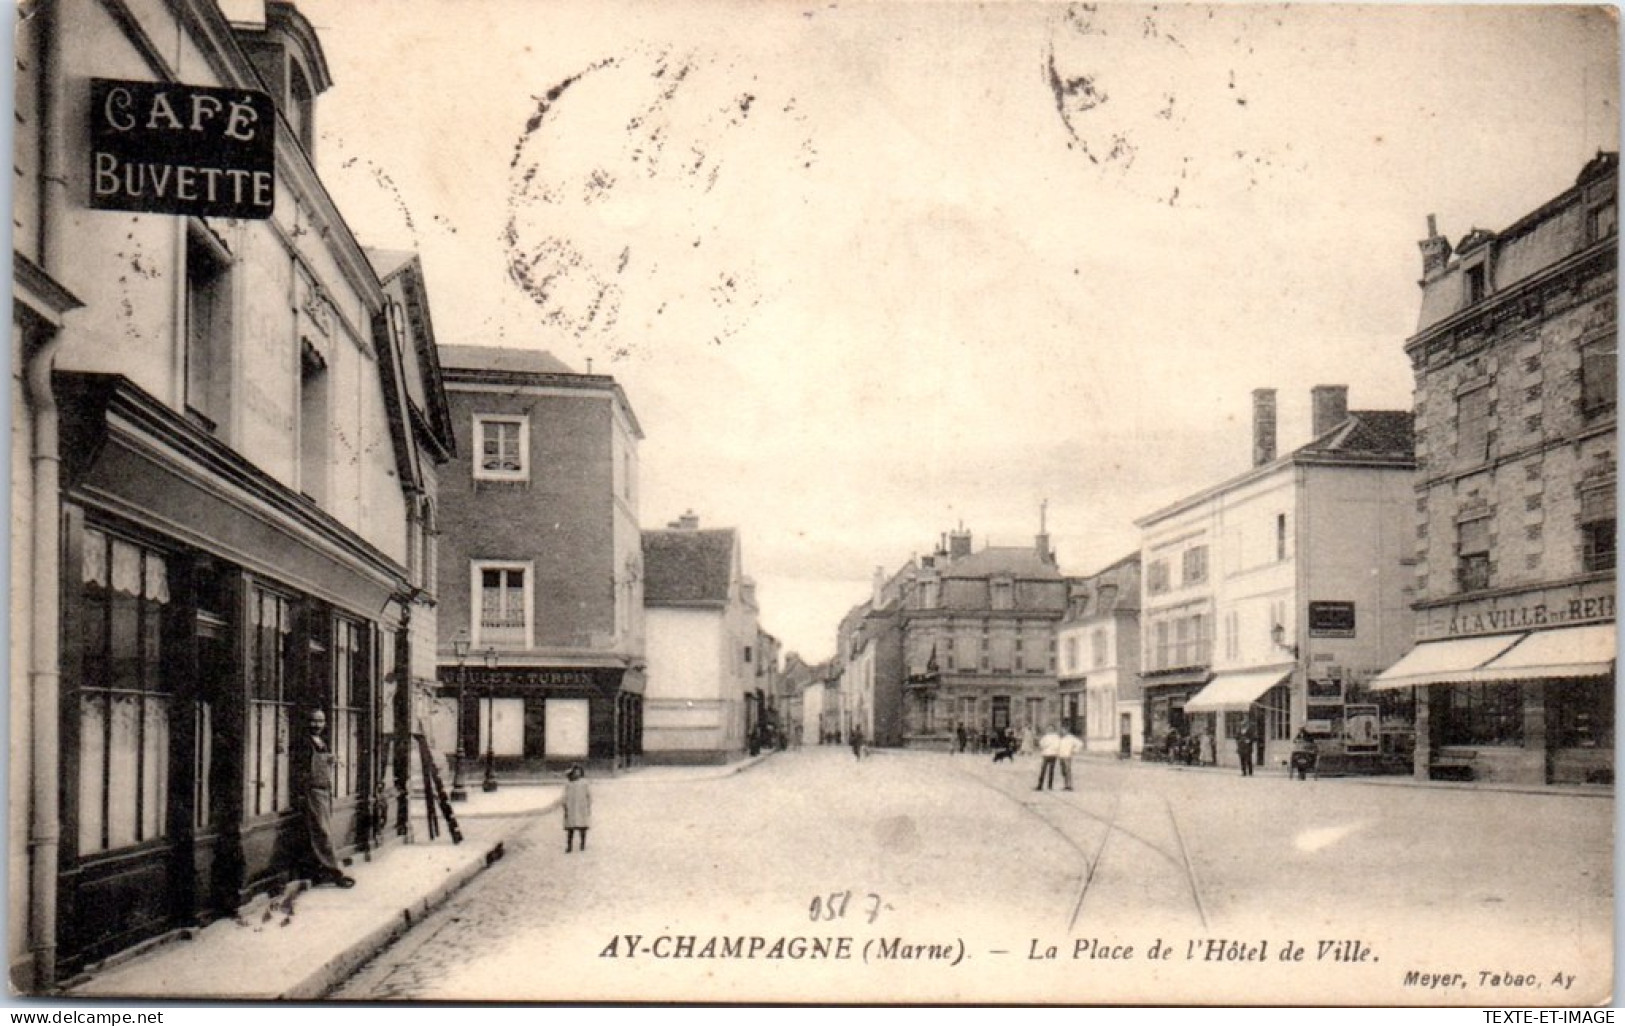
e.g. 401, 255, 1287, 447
1252, 388, 1277, 467
1311, 385, 1349, 438
948, 528, 972, 560
1419, 213, 1453, 279
669, 509, 700, 530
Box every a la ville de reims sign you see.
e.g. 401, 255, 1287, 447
90, 78, 276, 219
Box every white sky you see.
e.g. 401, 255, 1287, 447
294, 1, 1618, 662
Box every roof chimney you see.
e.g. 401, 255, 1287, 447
669, 509, 700, 530
1036, 500, 1053, 564
1252, 388, 1277, 467
1419, 213, 1453, 279
948, 528, 972, 560
872, 566, 886, 605
1311, 385, 1349, 439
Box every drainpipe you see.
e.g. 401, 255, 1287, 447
26, 334, 63, 994
28, 0, 66, 991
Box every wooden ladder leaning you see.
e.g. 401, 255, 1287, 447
415, 733, 464, 844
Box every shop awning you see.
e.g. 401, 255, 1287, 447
1185, 665, 1294, 712
1475, 624, 1616, 681
1367, 633, 1525, 690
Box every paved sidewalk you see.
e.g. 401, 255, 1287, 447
60, 754, 777, 1001
63, 784, 563, 1001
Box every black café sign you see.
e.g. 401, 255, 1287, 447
91, 78, 275, 219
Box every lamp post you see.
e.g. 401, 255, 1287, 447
449, 631, 470, 801
482, 647, 500, 792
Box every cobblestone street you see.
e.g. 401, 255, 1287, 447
332, 748, 1612, 1005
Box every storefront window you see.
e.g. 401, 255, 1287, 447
332, 618, 370, 798
1439, 682, 1524, 746
1550, 676, 1614, 749
250, 588, 296, 816
77, 529, 172, 855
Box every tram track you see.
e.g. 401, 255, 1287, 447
950, 759, 1210, 932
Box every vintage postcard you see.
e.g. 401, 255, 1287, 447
9, 0, 1617, 1008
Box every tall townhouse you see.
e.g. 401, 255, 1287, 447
641, 513, 761, 763
898, 528, 1069, 746
433, 345, 646, 776
1139, 388, 1416, 770
1373, 154, 1617, 787
1056, 553, 1142, 755
9, 0, 452, 988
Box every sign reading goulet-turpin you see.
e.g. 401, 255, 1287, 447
90, 78, 275, 219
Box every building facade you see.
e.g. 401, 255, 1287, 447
641, 513, 761, 763
898, 529, 1069, 747
1057, 554, 1142, 755
1373, 154, 1617, 787
1141, 388, 1417, 771
10, 0, 451, 987
434, 345, 646, 774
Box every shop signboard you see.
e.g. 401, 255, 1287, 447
1308, 600, 1357, 637
90, 78, 276, 219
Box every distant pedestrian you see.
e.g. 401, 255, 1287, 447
1034, 724, 1061, 790
1057, 726, 1083, 790
1020, 724, 1037, 756
1236, 721, 1255, 777
956, 724, 967, 754
850, 725, 865, 760
563, 764, 592, 853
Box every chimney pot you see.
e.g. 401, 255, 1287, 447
1252, 388, 1277, 467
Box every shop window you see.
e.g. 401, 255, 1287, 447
1549, 675, 1614, 749
1456, 515, 1492, 593
1260, 684, 1292, 741
475, 562, 531, 648
184, 228, 233, 433
1440, 682, 1524, 746
77, 529, 173, 855
249, 588, 296, 817
474, 415, 528, 481
331, 618, 370, 799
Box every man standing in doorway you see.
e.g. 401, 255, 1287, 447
304, 709, 356, 888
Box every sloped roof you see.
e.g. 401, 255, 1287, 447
438, 344, 577, 375
643, 529, 737, 605
366, 249, 416, 283
1139, 409, 1414, 527
941, 546, 1064, 580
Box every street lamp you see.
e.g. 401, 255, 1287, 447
482, 647, 500, 792
449, 630, 470, 801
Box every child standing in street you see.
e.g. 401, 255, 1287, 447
563, 765, 592, 853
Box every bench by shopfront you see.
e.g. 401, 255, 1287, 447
1429, 749, 1478, 781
